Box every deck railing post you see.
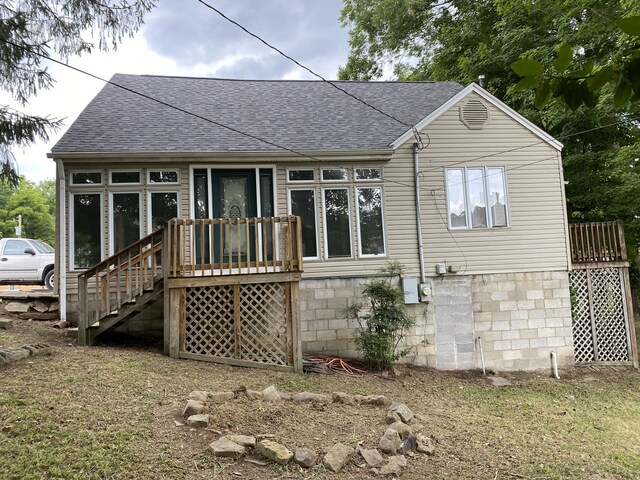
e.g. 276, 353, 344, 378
78, 275, 88, 346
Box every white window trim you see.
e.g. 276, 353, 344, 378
286, 167, 315, 183
69, 192, 104, 270
287, 187, 320, 261
355, 186, 388, 258
69, 170, 103, 186
147, 169, 180, 185
109, 169, 141, 186
108, 191, 143, 255
354, 166, 383, 182
322, 187, 353, 259
445, 166, 510, 230
147, 190, 180, 234
321, 168, 349, 183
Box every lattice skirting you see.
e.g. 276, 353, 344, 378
182, 282, 291, 367
569, 267, 632, 364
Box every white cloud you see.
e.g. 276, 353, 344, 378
4, 0, 350, 183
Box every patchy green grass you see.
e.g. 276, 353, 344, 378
1, 320, 639, 479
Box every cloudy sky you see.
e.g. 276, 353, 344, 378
6, 0, 351, 182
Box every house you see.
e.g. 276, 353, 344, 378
49, 74, 573, 371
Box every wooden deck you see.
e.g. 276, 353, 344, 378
77, 216, 303, 373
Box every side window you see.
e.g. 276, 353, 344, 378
288, 189, 318, 259
3, 239, 30, 255
445, 167, 509, 229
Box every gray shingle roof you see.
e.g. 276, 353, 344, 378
52, 74, 463, 154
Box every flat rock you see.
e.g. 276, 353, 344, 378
209, 437, 245, 458
359, 394, 391, 406
48, 301, 59, 312
323, 443, 354, 473
399, 434, 417, 455
379, 428, 402, 455
292, 392, 332, 404
389, 403, 414, 423
0, 348, 30, 363
386, 411, 401, 424
31, 300, 49, 313
186, 414, 209, 428
22, 344, 52, 356
261, 385, 281, 402
5, 302, 29, 313
416, 434, 435, 455
257, 439, 293, 465
388, 421, 412, 440
0, 318, 13, 329
245, 389, 263, 400
294, 447, 317, 468
279, 392, 292, 401
379, 455, 407, 476
182, 399, 205, 418
209, 391, 235, 403
359, 448, 384, 468
188, 390, 210, 402
227, 435, 256, 447
332, 392, 354, 404
488, 376, 511, 387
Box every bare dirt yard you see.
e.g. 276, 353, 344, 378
1, 317, 639, 480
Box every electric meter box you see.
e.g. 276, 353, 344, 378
419, 282, 433, 303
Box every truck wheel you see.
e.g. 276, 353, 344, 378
44, 270, 54, 290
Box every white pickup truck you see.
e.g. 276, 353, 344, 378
0, 238, 55, 289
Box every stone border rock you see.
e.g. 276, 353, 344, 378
178, 385, 437, 475
0, 343, 52, 365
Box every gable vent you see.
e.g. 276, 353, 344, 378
460, 98, 489, 130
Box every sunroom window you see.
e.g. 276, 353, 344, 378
289, 189, 318, 259
323, 188, 352, 258
446, 167, 509, 230
357, 187, 385, 256
72, 193, 102, 268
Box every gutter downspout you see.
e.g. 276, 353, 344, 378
414, 143, 426, 284
56, 159, 67, 321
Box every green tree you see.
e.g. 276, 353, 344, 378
0, 1, 155, 186
340, 0, 640, 278
0, 177, 55, 245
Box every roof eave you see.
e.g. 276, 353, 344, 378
47, 148, 395, 162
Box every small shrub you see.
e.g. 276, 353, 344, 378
343, 261, 415, 371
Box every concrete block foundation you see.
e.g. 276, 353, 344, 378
300, 271, 574, 371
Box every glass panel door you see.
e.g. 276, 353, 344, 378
211, 169, 257, 264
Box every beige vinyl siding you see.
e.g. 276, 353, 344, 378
418, 92, 569, 275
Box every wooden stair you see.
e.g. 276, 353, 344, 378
77, 229, 166, 346
86, 279, 164, 344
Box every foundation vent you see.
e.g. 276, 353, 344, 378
460, 98, 489, 129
